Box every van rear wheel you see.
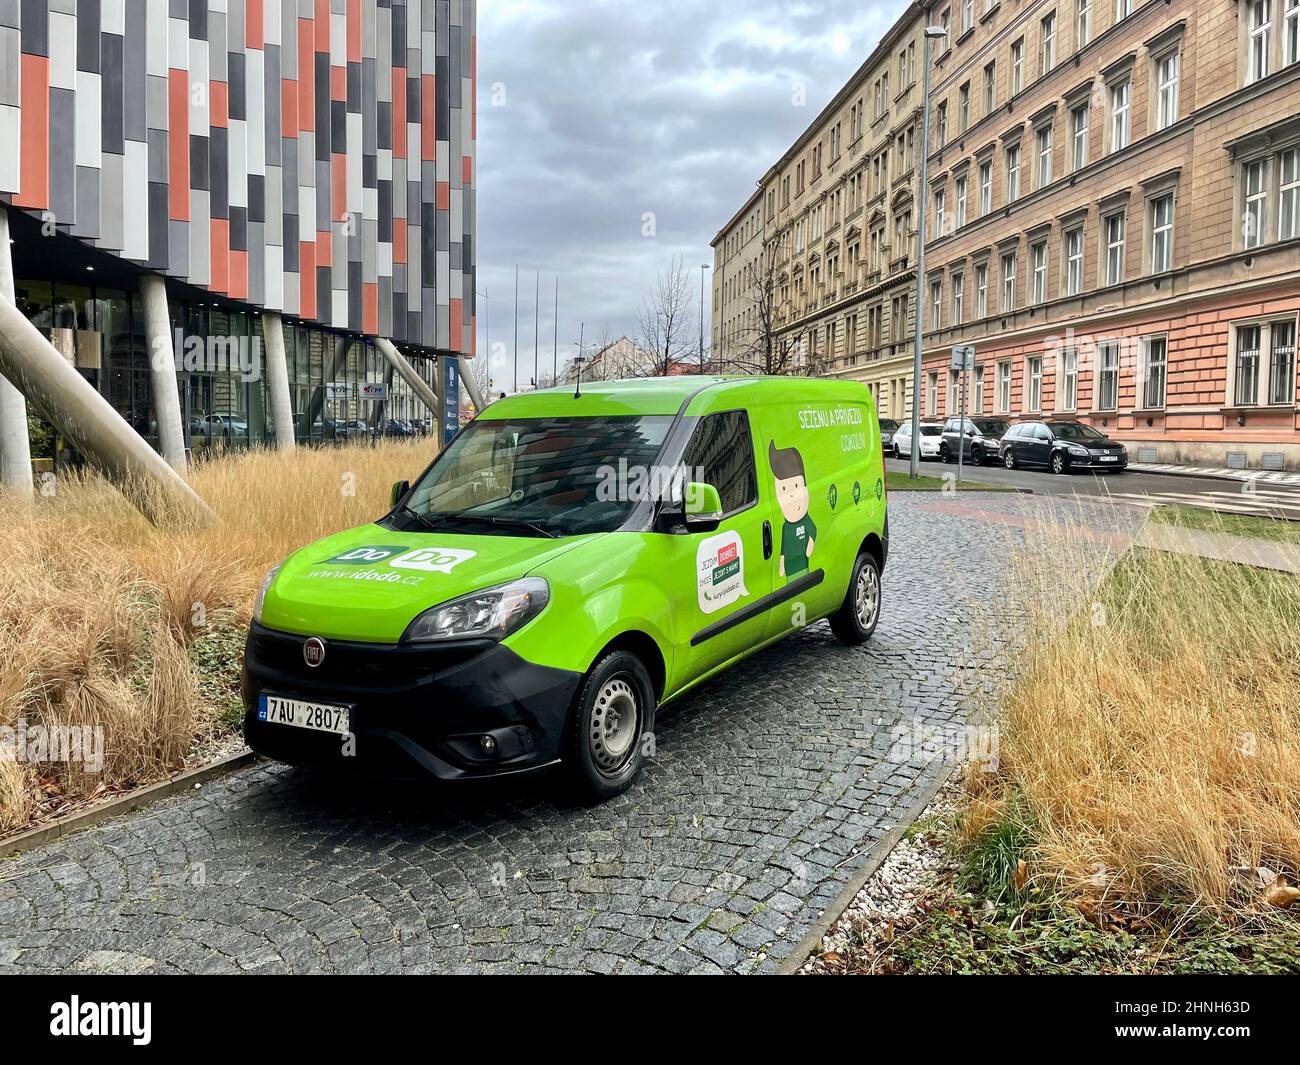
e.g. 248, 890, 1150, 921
565, 650, 654, 801
830, 552, 882, 646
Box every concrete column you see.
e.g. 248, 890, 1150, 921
457, 355, 486, 415
0, 206, 34, 500
375, 336, 441, 415
260, 312, 296, 450
139, 274, 187, 473
0, 293, 213, 527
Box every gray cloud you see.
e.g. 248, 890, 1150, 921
473, 0, 911, 389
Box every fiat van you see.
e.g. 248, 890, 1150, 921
242, 376, 889, 799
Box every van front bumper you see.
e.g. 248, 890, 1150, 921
241, 622, 582, 781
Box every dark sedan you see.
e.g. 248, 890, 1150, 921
939, 417, 1009, 466
1000, 420, 1128, 474
879, 418, 900, 452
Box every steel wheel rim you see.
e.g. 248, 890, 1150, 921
855, 564, 880, 629
589, 676, 639, 774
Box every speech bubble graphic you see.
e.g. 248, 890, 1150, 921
696, 530, 750, 614
323, 545, 412, 564
387, 547, 478, 574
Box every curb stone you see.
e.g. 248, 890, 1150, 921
0, 749, 257, 859
776, 760, 960, 975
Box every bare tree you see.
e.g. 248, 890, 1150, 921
636, 255, 694, 376
725, 238, 830, 378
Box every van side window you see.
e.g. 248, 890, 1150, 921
682, 411, 758, 515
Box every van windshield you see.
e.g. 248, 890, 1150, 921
395, 415, 675, 537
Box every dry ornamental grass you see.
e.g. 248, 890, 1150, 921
0, 439, 431, 833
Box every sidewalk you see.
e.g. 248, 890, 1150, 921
1128, 461, 1300, 487
1135, 522, 1300, 574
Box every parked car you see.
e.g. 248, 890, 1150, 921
190, 414, 249, 442
892, 419, 944, 460
1000, 420, 1128, 474
382, 419, 416, 437
243, 376, 889, 800
939, 417, 1009, 466
878, 418, 900, 453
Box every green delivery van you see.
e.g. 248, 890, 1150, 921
242, 375, 889, 799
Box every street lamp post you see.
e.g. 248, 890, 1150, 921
699, 264, 710, 373
910, 25, 949, 479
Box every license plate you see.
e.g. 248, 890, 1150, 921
258, 693, 351, 735
1099, 455, 1118, 462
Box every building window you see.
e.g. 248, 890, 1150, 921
1097, 341, 1119, 410
934, 188, 947, 234
975, 262, 989, 317
1006, 145, 1021, 200
1011, 39, 1025, 94
1001, 250, 1017, 311
1140, 336, 1168, 408
959, 83, 971, 131
931, 279, 943, 330
1036, 125, 1054, 187
953, 271, 965, 324
997, 361, 1012, 412
1077, 0, 1093, 47
1027, 355, 1043, 410
1105, 211, 1127, 285
1249, 0, 1273, 83
1156, 51, 1180, 130
1032, 240, 1048, 302
963, 0, 975, 32
979, 160, 993, 215
1287, 0, 1300, 66
956, 175, 969, 226
927, 370, 939, 416
937, 102, 948, 146
1109, 81, 1131, 152
973, 365, 985, 413
1281, 147, 1300, 241
1150, 193, 1174, 273
984, 62, 996, 115
1235, 318, 1300, 404
1059, 347, 1078, 410
1115, 0, 1132, 19
1071, 104, 1089, 171
1065, 226, 1084, 294
1245, 158, 1267, 249
1041, 12, 1057, 73
1235, 324, 1263, 404
1271, 320, 1298, 403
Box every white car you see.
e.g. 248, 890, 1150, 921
892, 420, 944, 460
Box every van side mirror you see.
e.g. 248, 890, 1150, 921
684, 482, 723, 532
390, 480, 409, 508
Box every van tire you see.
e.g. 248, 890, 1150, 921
564, 650, 654, 802
830, 552, 882, 646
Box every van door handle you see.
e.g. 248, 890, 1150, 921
762, 520, 773, 560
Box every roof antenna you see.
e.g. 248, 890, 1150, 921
573, 321, 585, 398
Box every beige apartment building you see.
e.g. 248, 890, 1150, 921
711, 189, 766, 371
711, 3, 929, 416
920, 0, 1300, 467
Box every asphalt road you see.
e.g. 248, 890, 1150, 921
884, 454, 1239, 500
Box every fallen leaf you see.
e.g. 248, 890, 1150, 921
819, 951, 842, 963
1011, 859, 1028, 893
1264, 878, 1300, 909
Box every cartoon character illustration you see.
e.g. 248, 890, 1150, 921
769, 441, 817, 580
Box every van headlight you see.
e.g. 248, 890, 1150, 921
253, 565, 281, 624
403, 578, 549, 643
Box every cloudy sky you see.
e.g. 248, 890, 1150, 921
473, 0, 911, 389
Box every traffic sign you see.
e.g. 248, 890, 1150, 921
951, 344, 976, 371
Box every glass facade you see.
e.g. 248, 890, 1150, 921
10, 277, 440, 461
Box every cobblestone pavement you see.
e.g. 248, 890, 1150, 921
0, 495, 1141, 974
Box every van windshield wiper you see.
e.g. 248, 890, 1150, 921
437, 511, 559, 539
393, 503, 444, 533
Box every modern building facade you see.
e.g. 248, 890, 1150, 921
0, 0, 475, 468
920, 0, 1300, 467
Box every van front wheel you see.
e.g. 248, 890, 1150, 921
830, 552, 882, 645
565, 650, 654, 801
